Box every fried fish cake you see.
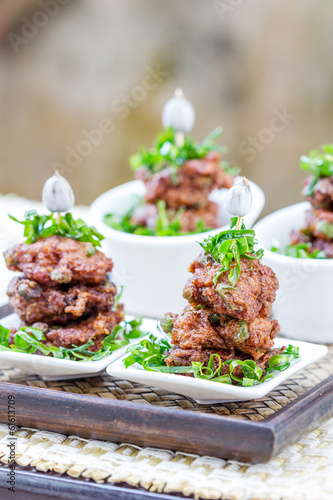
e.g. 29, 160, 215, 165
135, 151, 234, 209
7, 276, 117, 325
31, 308, 124, 350
183, 255, 279, 322
4, 236, 113, 286
163, 306, 279, 359
302, 176, 333, 210
304, 208, 333, 240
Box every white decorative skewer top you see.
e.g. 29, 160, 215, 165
42, 171, 75, 213
162, 88, 195, 147
225, 177, 252, 230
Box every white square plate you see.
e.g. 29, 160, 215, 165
0, 313, 157, 380
106, 320, 328, 403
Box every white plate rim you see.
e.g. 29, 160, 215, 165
106, 325, 328, 401
0, 314, 157, 376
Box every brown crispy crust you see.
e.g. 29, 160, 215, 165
31, 307, 124, 350
304, 208, 333, 240
169, 306, 279, 359
302, 175, 333, 210
7, 276, 117, 325
135, 151, 234, 210
183, 255, 279, 322
4, 236, 113, 286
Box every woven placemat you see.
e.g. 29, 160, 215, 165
0, 418, 333, 500
1, 345, 333, 422
0, 346, 333, 499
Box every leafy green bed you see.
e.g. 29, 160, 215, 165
124, 333, 300, 387
104, 198, 213, 237
0, 317, 147, 362
271, 243, 327, 259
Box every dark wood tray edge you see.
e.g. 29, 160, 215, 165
0, 381, 275, 463
0, 304, 332, 463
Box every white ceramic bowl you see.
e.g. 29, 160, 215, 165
254, 202, 333, 343
89, 178, 265, 318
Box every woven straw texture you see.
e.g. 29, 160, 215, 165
1, 346, 333, 421
0, 347, 332, 499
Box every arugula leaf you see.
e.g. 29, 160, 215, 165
200, 218, 264, 286
300, 144, 333, 196
9, 210, 104, 247
271, 243, 326, 259
0, 318, 147, 361
129, 127, 238, 179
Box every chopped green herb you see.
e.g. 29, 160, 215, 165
123, 334, 300, 387
300, 144, 333, 196
208, 313, 221, 326
315, 220, 333, 239
200, 217, 264, 286
233, 320, 249, 343
9, 210, 104, 247
130, 127, 239, 179
271, 243, 326, 259
0, 318, 147, 361
104, 197, 213, 237
124, 334, 174, 371
114, 286, 124, 308
160, 314, 174, 333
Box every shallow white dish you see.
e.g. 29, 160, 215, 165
89, 178, 265, 318
0, 314, 156, 380
106, 320, 327, 402
254, 202, 333, 343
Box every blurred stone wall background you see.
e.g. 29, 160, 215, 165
0, 0, 333, 215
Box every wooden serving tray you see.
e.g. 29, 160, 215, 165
0, 305, 332, 464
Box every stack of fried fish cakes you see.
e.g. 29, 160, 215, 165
4, 235, 123, 351
163, 252, 281, 372
291, 176, 333, 257
132, 151, 235, 233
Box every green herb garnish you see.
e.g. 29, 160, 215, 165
9, 210, 104, 247
104, 198, 213, 237
315, 220, 333, 239
301, 144, 333, 197
271, 243, 326, 259
200, 217, 264, 286
124, 335, 300, 387
130, 127, 239, 180
0, 317, 147, 361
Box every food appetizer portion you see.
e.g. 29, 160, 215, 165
1, 173, 143, 361
104, 89, 238, 236
273, 144, 333, 258
124, 180, 300, 386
